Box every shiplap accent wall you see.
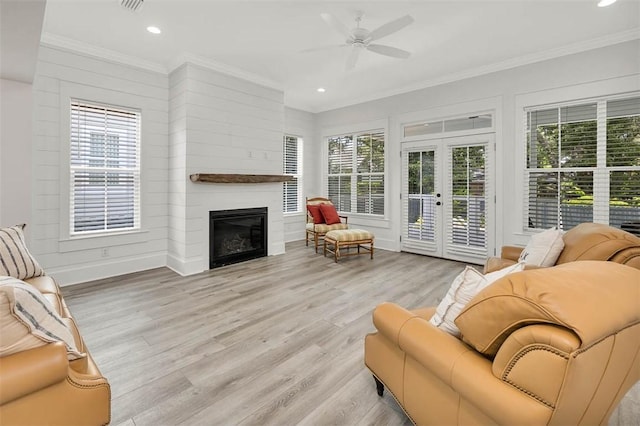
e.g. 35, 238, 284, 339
168, 63, 286, 276
31, 46, 169, 285
283, 107, 317, 243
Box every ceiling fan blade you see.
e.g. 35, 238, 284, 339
320, 13, 352, 39
366, 44, 411, 59
300, 44, 346, 53
368, 15, 414, 42
345, 47, 361, 71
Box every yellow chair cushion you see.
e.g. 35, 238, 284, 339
325, 229, 374, 242
306, 223, 348, 233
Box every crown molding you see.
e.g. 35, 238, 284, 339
40, 32, 168, 74
168, 52, 283, 92
315, 28, 640, 113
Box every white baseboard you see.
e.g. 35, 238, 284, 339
166, 254, 205, 277
50, 253, 166, 287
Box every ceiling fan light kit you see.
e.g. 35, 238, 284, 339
315, 11, 415, 70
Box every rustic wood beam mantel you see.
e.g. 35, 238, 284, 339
190, 173, 294, 184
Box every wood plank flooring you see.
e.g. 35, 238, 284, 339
62, 241, 639, 426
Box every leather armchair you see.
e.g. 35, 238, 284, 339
364, 261, 640, 425
0, 276, 110, 425
485, 222, 640, 273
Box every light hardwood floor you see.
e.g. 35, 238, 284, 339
63, 241, 639, 426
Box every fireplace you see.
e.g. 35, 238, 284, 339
209, 207, 267, 268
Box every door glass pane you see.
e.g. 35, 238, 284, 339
407, 150, 435, 242
450, 146, 486, 248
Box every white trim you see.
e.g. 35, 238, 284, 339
166, 254, 205, 277
314, 29, 640, 113
51, 253, 165, 287
41, 33, 167, 74
58, 81, 151, 248
322, 118, 390, 219
514, 77, 640, 237
169, 52, 283, 92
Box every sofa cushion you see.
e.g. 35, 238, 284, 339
0, 224, 45, 280
429, 262, 525, 336
518, 227, 564, 267
0, 276, 84, 360
455, 261, 640, 357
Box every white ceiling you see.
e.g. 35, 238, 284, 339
41, 0, 640, 112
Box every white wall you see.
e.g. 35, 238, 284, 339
315, 40, 640, 254
31, 46, 169, 285
284, 107, 316, 243
0, 79, 33, 230
168, 63, 286, 276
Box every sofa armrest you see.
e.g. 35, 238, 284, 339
0, 342, 68, 405
501, 245, 524, 261
396, 314, 554, 424
491, 324, 580, 409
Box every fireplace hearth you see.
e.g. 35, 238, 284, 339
209, 207, 267, 268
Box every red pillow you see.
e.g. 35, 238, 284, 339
319, 203, 342, 225
307, 205, 325, 224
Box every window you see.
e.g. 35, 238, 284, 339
70, 100, 141, 235
524, 95, 640, 234
283, 135, 302, 213
327, 130, 384, 215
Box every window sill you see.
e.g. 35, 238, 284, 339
59, 229, 149, 253
283, 212, 305, 218
339, 213, 390, 229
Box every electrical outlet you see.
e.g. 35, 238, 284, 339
101, 247, 109, 257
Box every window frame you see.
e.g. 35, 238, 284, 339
58, 81, 148, 249
323, 120, 388, 218
282, 134, 303, 215
69, 99, 141, 236
521, 91, 640, 233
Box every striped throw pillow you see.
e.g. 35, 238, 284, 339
0, 276, 84, 360
0, 224, 45, 280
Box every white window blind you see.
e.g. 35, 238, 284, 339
524, 95, 640, 234
447, 145, 487, 253
406, 150, 436, 242
70, 100, 141, 235
327, 130, 384, 215
283, 135, 302, 213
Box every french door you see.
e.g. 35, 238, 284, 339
401, 134, 494, 263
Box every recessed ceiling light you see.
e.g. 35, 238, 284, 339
317, 88, 326, 93
597, 0, 617, 7
147, 26, 161, 34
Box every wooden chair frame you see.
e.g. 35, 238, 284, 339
305, 197, 348, 253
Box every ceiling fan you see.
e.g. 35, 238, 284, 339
307, 11, 414, 70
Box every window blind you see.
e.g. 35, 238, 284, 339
327, 131, 385, 215
70, 100, 140, 234
447, 145, 487, 254
524, 95, 640, 234
283, 135, 301, 213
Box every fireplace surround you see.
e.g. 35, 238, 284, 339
209, 207, 267, 268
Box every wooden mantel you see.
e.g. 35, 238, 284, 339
190, 173, 294, 184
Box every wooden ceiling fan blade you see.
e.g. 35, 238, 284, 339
320, 13, 352, 39
366, 44, 411, 59
368, 15, 414, 42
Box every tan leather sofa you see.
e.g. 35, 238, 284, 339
365, 261, 640, 425
485, 222, 640, 273
0, 275, 111, 425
